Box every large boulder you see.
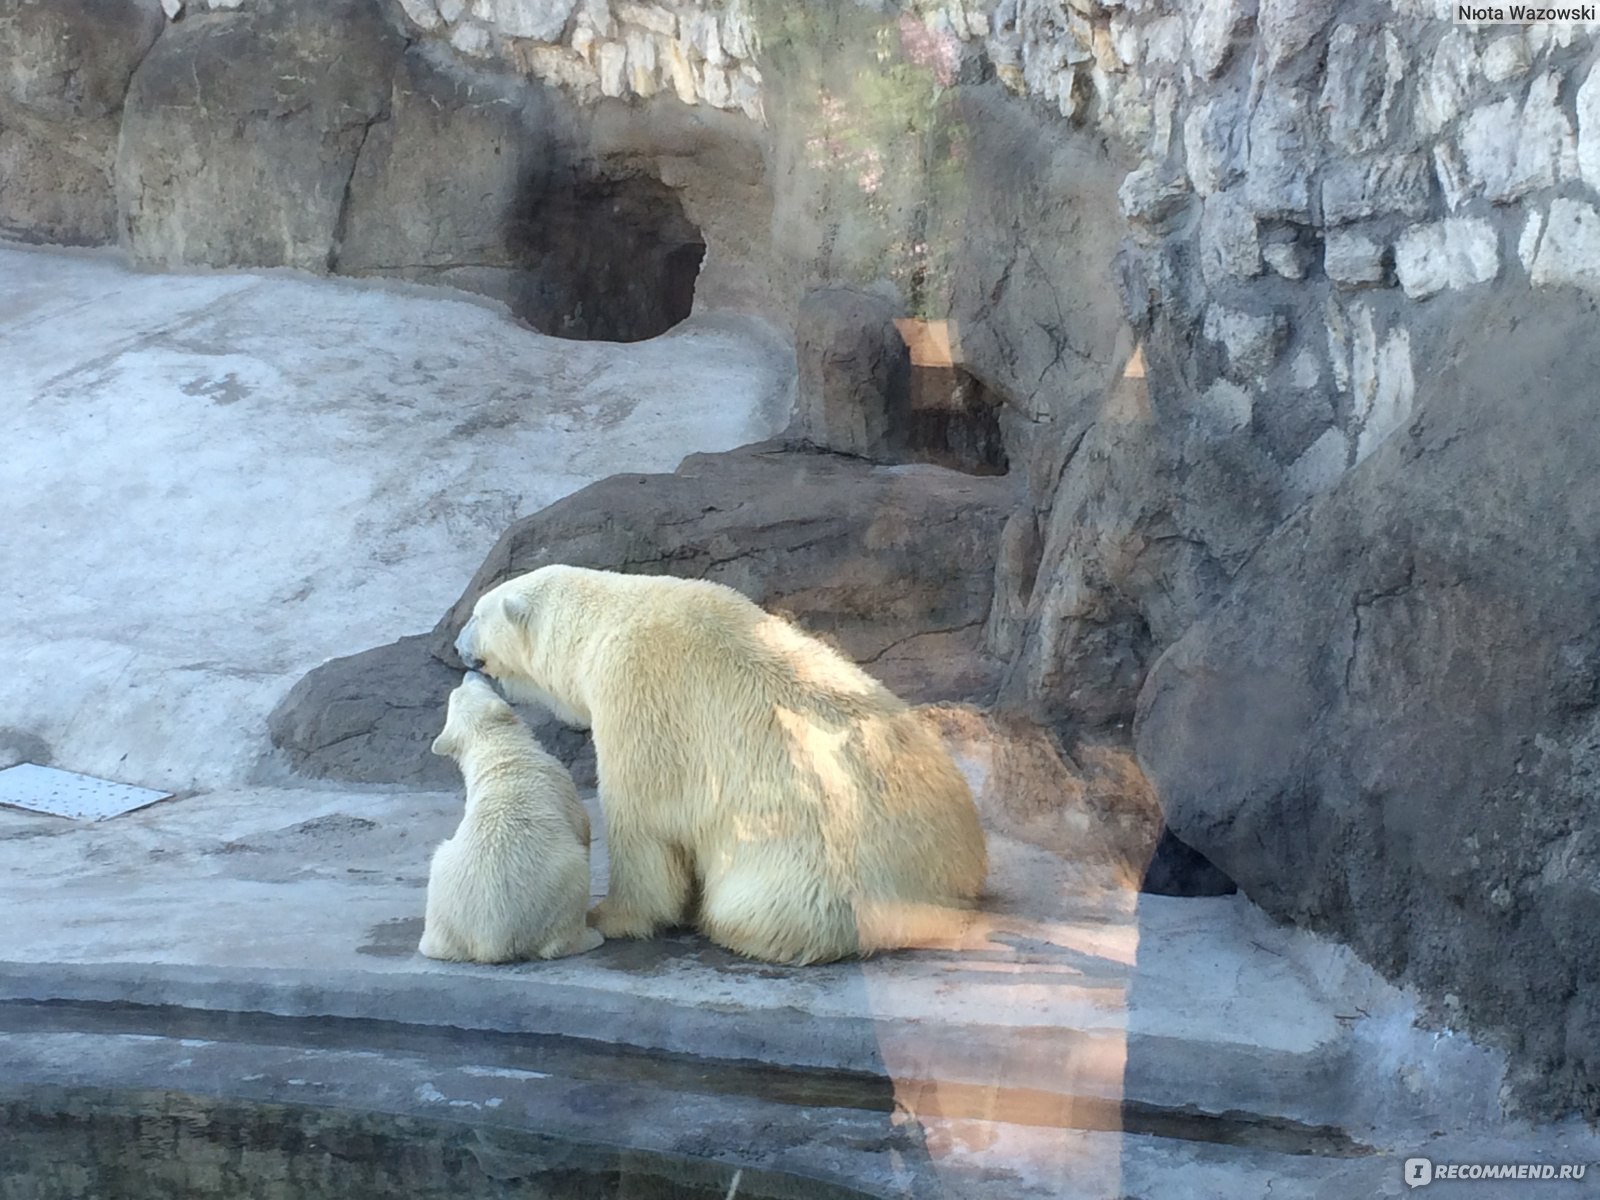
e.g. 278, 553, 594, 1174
790, 287, 906, 460
270, 442, 1017, 785
431, 440, 1016, 678
0, 0, 164, 245
0, 0, 162, 122
107, 8, 767, 337
116, 0, 402, 270
1135, 289, 1600, 1118
266, 634, 462, 790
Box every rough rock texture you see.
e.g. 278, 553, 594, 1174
337, 46, 723, 339
0, 0, 163, 121
982, 0, 1600, 737
267, 634, 462, 790
759, 15, 1135, 468
0, 0, 163, 244
790, 288, 906, 461
1136, 290, 1600, 1119
576, 96, 775, 318
266, 633, 597, 789
434, 441, 1015, 674
333, 46, 562, 286
272, 442, 1016, 785
100, 0, 776, 336
116, 0, 403, 270
385, 0, 767, 119
755, 14, 1139, 713
990, 361, 1286, 731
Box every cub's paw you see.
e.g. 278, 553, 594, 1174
418, 927, 464, 961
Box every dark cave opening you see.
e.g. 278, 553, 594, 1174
506, 173, 705, 343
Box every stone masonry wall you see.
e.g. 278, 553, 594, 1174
965, 2, 1600, 732
1066, 0, 1600, 494
389, 0, 766, 118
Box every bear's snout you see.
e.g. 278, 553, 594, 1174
455, 619, 484, 670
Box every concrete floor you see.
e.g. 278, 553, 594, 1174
1, 244, 1597, 1199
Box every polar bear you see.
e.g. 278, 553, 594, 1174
453, 565, 988, 965
419, 671, 603, 963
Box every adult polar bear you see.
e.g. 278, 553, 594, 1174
454, 565, 988, 965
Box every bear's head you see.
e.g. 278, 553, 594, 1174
454, 567, 592, 729
431, 671, 518, 759
454, 580, 528, 679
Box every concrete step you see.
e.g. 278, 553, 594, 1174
2, 786, 1567, 1198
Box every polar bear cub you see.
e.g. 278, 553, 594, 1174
454, 564, 989, 965
419, 671, 603, 963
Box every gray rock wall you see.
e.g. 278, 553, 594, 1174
1136, 288, 1600, 1120
978, 2, 1600, 739
4, 0, 776, 336
0, 0, 163, 244
990, 0, 1599, 1118
117, 0, 403, 272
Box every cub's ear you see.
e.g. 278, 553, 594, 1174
502, 593, 535, 626
430, 729, 459, 758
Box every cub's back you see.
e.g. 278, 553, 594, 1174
461, 728, 589, 848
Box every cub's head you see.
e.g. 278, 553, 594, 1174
452, 566, 591, 728
431, 671, 517, 759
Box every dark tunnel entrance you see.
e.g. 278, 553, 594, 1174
507, 173, 706, 343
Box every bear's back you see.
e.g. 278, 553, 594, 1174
591, 573, 899, 719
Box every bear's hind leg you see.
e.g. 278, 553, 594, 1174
699, 866, 859, 965
591, 826, 694, 939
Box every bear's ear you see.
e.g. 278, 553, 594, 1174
502, 593, 535, 627
430, 729, 459, 758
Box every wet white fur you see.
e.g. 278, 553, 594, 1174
419, 672, 603, 963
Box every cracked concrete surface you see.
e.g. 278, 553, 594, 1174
2, 244, 1596, 1199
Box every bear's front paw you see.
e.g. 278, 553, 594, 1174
589, 900, 657, 940
418, 928, 463, 961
